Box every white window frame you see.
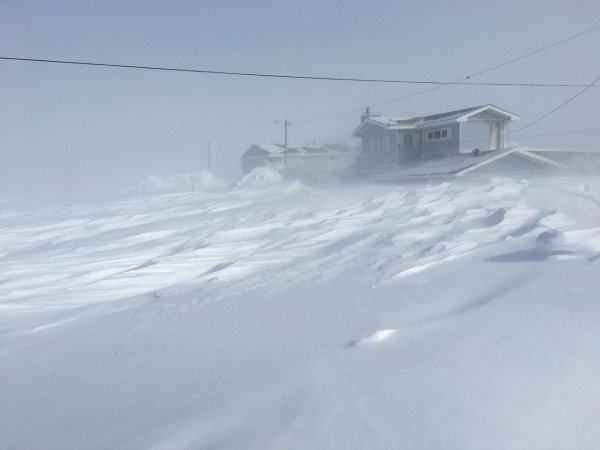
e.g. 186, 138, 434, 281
425, 127, 452, 141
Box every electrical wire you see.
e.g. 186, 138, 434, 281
0, 56, 597, 88
292, 24, 600, 123
515, 126, 600, 139
510, 72, 600, 134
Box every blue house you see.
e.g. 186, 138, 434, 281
352, 104, 520, 170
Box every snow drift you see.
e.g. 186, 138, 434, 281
1, 175, 600, 449
236, 166, 285, 188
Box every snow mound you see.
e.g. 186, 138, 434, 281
236, 167, 284, 188
355, 329, 397, 345
137, 171, 225, 194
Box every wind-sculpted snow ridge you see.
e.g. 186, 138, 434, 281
135, 170, 226, 194
2, 176, 600, 449
1, 177, 599, 310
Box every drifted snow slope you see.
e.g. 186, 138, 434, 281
1, 177, 600, 449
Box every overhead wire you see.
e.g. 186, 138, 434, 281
515, 126, 600, 139
510, 72, 600, 134
2, 24, 599, 134
292, 24, 600, 123
0, 56, 597, 88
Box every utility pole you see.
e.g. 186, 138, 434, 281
207, 139, 211, 174
283, 118, 288, 166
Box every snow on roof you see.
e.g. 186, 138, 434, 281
256, 144, 287, 154
363, 148, 566, 181
419, 106, 484, 125
391, 105, 486, 127
353, 105, 519, 137
366, 116, 412, 126
364, 106, 483, 130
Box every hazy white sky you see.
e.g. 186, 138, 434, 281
1, 0, 599, 203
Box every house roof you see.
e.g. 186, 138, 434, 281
367, 116, 414, 126
353, 104, 520, 137
243, 144, 355, 158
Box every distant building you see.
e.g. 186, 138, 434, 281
241, 144, 356, 175
352, 104, 520, 170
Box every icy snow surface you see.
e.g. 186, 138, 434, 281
2, 176, 600, 449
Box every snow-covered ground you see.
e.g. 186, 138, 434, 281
2, 175, 600, 449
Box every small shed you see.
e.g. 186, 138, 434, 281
241, 144, 356, 175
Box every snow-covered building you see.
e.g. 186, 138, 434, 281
352, 104, 520, 170
241, 144, 356, 175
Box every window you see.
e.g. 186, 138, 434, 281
426, 127, 451, 141
403, 134, 414, 148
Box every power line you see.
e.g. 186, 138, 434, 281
515, 126, 600, 139
293, 24, 600, 123
464, 24, 600, 80
511, 72, 600, 135
0, 56, 598, 88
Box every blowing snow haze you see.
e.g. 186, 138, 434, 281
1, 0, 600, 204
3, 2, 600, 450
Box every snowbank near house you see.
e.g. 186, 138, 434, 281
236, 166, 284, 188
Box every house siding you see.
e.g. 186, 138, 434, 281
359, 127, 399, 167
397, 130, 422, 163
421, 123, 460, 158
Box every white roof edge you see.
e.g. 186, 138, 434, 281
456, 148, 519, 176
351, 120, 371, 137
514, 149, 568, 168
457, 105, 520, 122
456, 148, 565, 176
418, 118, 465, 129
386, 125, 418, 130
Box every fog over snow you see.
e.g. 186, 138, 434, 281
2, 1, 600, 448
1, 0, 600, 204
